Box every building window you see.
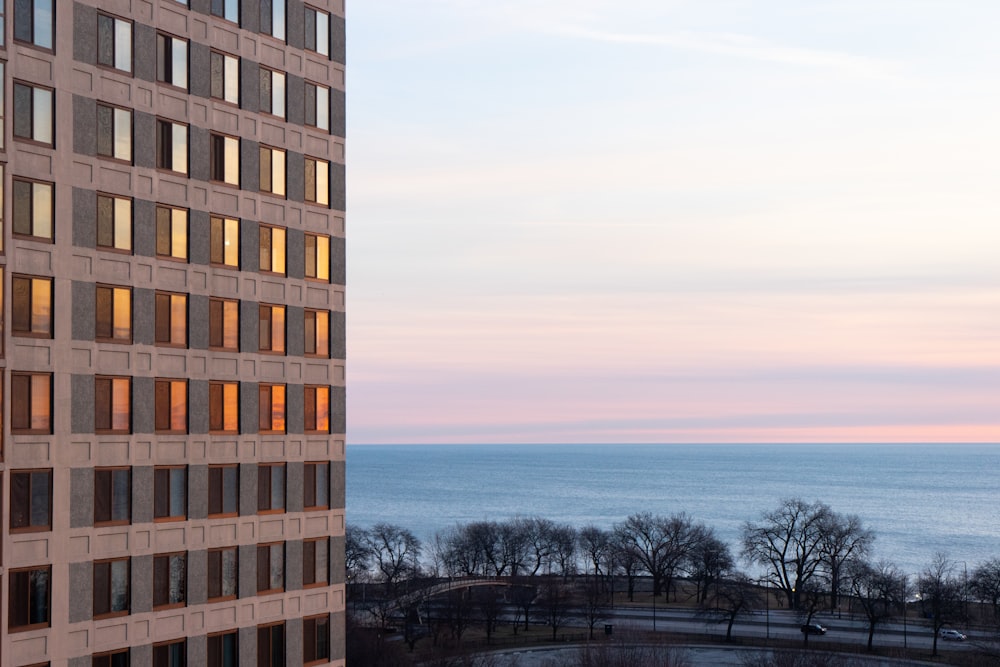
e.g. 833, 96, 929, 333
97, 194, 132, 252
304, 386, 330, 433
304, 157, 330, 206
259, 224, 286, 274
304, 81, 330, 131
95, 376, 131, 434
156, 33, 188, 89
304, 6, 330, 57
10, 469, 51, 531
93, 649, 130, 667
156, 119, 188, 174
97, 13, 132, 72
209, 298, 239, 351
258, 385, 286, 433
209, 381, 239, 433
256, 544, 284, 594
210, 215, 240, 267
12, 275, 52, 337
208, 631, 238, 666
153, 553, 186, 609
302, 539, 329, 588
210, 133, 240, 185
304, 309, 329, 357
0, 66, 5, 149
257, 463, 285, 513
93, 558, 130, 618
258, 304, 285, 354
259, 146, 286, 196
303, 614, 331, 664
13, 0, 53, 49
13, 81, 54, 145
208, 465, 239, 517
259, 67, 285, 118
211, 0, 239, 23
155, 291, 187, 347
156, 205, 188, 260
95, 285, 132, 343
12, 178, 54, 240
8, 566, 50, 631
210, 51, 239, 104
304, 233, 330, 281
97, 104, 131, 162
304, 462, 329, 510
11, 372, 51, 434
155, 379, 187, 433
153, 639, 186, 667
153, 467, 186, 521
259, 0, 286, 41
94, 467, 131, 525
207, 548, 238, 601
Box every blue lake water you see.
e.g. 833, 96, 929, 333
346, 443, 1000, 575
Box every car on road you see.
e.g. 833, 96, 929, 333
800, 623, 827, 635
939, 629, 967, 641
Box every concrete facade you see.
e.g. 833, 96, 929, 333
2, 0, 347, 664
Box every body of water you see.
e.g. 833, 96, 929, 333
346, 443, 1000, 575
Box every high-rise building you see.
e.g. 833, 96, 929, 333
1, 0, 346, 664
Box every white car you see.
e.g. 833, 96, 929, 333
939, 629, 966, 641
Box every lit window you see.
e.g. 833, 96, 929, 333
211, 0, 239, 23
210, 215, 240, 267
156, 33, 188, 89
304, 309, 329, 357
13, 0, 53, 49
303, 539, 329, 587
259, 67, 285, 118
209, 298, 240, 351
0, 65, 6, 149
152, 553, 186, 608
208, 548, 238, 600
154, 467, 186, 521
12, 178, 53, 240
156, 119, 188, 173
256, 544, 284, 594
156, 205, 188, 260
97, 194, 132, 252
257, 463, 285, 512
11, 372, 51, 434
95, 285, 132, 343
210, 51, 239, 104
154, 378, 187, 433
97, 14, 132, 73
10, 469, 52, 531
208, 465, 239, 517
93, 558, 130, 618
210, 133, 240, 185
304, 157, 330, 206
258, 304, 285, 354
208, 632, 238, 666
304, 386, 330, 433
304, 81, 330, 131
153, 640, 186, 667
94, 467, 131, 525
259, 146, 286, 196
258, 384, 286, 433
209, 381, 239, 433
259, 224, 286, 273
0, 5, 6, 48
97, 104, 131, 161
95, 376, 131, 434
304, 614, 331, 664
12, 275, 52, 338
303, 462, 329, 510
304, 6, 330, 57
260, 0, 286, 40
93, 649, 130, 667
8, 566, 50, 631
305, 234, 330, 281
155, 292, 187, 347
13, 81, 53, 144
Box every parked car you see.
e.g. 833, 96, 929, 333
939, 629, 967, 641
800, 623, 827, 635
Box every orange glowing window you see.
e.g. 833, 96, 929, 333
95, 376, 131, 434
155, 379, 187, 433
304, 309, 329, 357
258, 384, 285, 433
304, 386, 329, 433
209, 381, 239, 433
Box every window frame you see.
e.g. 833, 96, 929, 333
11, 177, 54, 242
304, 6, 330, 58
96, 193, 133, 253
97, 12, 133, 74
209, 381, 240, 433
210, 215, 240, 268
153, 466, 187, 522
93, 557, 130, 619
8, 565, 51, 631
12, 79, 54, 146
258, 303, 286, 355
303, 309, 330, 358
210, 50, 240, 105
259, 0, 286, 41
304, 156, 330, 206
9, 468, 52, 532
155, 32, 189, 90
211, 0, 240, 24
208, 464, 239, 518
304, 385, 330, 434
258, 384, 286, 434
155, 204, 189, 261
256, 543, 285, 595
13, 0, 55, 51
96, 102, 132, 163
258, 145, 286, 197
207, 546, 239, 601
207, 631, 239, 666
154, 378, 188, 434
303, 462, 330, 511
304, 80, 330, 132
11, 274, 53, 338
303, 613, 331, 664
209, 297, 240, 351
257, 463, 285, 514
155, 118, 189, 174
93, 649, 130, 667
94, 375, 132, 434
210, 132, 240, 186
152, 552, 187, 610
304, 233, 331, 282
10, 372, 52, 434
154, 291, 188, 348
94, 467, 131, 526
258, 224, 286, 274
302, 538, 329, 589
152, 639, 187, 667
259, 66, 286, 119
95, 284, 132, 344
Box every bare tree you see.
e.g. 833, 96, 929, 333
699, 572, 762, 641
847, 559, 902, 651
971, 558, 1000, 624
538, 578, 574, 641
688, 532, 734, 603
346, 524, 373, 586
508, 579, 538, 632
919, 553, 966, 657
366, 522, 422, 595
742, 498, 831, 609
580, 576, 612, 640
471, 585, 504, 644
551, 523, 578, 580
615, 512, 705, 599
819, 512, 874, 610
579, 525, 613, 579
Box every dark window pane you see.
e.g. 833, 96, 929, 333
11, 472, 30, 528
97, 195, 114, 247
97, 104, 113, 156
95, 377, 112, 431
13, 180, 32, 235
155, 293, 171, 342
304, 8, 316, 51
98, 14, 114, 66
96, 287, 113, 339
304, 83, 316, 126
13, 83, 31, 138
30, 471, 50, 527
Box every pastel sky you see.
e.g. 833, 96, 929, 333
346, 1, 1000, 444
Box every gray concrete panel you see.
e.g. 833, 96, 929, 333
133, 24, 158, 83
132, 554, 154, 612
331, 87, 346, 137
73, 95, 97, 156
285, 540, 303, 592
331, 611, 346, 660
70, 467, 95, 528
240, 300, 260, 354
187, 549, 208, 605
189, 294, 210, 350
132, 375, 155, 434
286, 228, 305, 279
187, 634, 208, 667
68, 657, 90, 667
239, 625, 256, 666
68, 561, 93, 623
189, 209, 211, 266
72, 187, 97, 248
238, 543, 258, 599
332, 14, 346, 64
132, 467, 155, 524
240, 463, 259, 517
240, 0, 260, 34
131, 645, 152, 666
331, 460, 345, 510
287, 0, 305, 50
286, 74, 305, 126
330, 534, 345, 585
240, 137, 261, 194
331, 386, 346, 434
72, 281, 95, 341
285, 616, 303, 665
188, 465, 208, 521
286, 151, 305, 203
241, 58, 260, 113
286, 384, 304, 435
133, 110, 157, 169
240, 218, 260, 273
133, 288, 156, 345
189, 380, 210, 433
286, 306, 304, 357
331, 235, 346, 285
190, 125, 211, 182
72, 374, 95, 434
189, 41, 211, 99
286, 461, 304, 513
330, 311, 345, 359
240, 381, 259, 434
190, 0, 210, 16
133, 198, 157, 257
73, 2, 96, 65
330, 161, 346, 210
